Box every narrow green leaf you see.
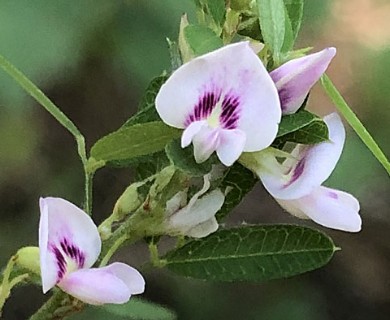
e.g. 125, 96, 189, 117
165, 139, 217, 177
281, 6, 294, 53
256, 0, 286, 59
321, 74, 390, 175
216, 163, 258, 221
283, 0, 304, 40
165, 225, 337, 282
184, 25, 223, 56
90, 122, 181, 162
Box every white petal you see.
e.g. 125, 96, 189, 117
260, 113, 345, 200
192, 127, 221, 163
168, 189, 224, 235
216, 129, 246, 166
271, 48, 336, 114
58, 263, 145, 305
39, 197, 101, 293
277, 186, 361, 232
186, 217, 219, 238
156, 42, 281, 154
181, 120, 207, 148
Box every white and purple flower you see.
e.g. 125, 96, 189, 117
39, 197, 145, 305
271, 47, 337, 114
156, 42, 281, 167
256, 113, 362, 232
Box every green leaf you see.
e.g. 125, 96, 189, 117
164, 225, 337, 282
216, 163, 258, 221
206, 0, 226, 27
283, 0, 304, 40
321, 74, 390, 175
90, 121, 181, 162
276, 110, 322, 138
104, 298, 176, 320
69, 298, 176, 320
184, 25, 223, 56
123, 75, 168, 127
273, 110, 329, 146
165, 139, 217, 177
281, 6, 294, 53
256, 0, 285, 59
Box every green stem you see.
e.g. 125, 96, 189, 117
321, 74, 390, 175
0, 53, 94, 212
29, 291, 83, 320
0, 256, 29, 313
99, 234, 128, 267
0, 54, 87, 166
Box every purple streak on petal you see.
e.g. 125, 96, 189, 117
52, 246, 67, 280
220, 93, 240, 129
185, 88, 222, 126
328, 191, 338, 199
51, 237, 86, 283
285, 158, 306, 187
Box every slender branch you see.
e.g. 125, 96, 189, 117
321, 74, 390, 175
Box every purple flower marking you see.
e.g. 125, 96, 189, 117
51, 238, 86, 282
220, 94, 240, 129
184, 88, 240, 129
328, 191, 339, 199
185, 89, 221, 126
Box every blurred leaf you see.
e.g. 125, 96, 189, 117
165, 139, 217, 177
206, 0, 226, 27
281, 6, 294, 52
165, 225, 337, 282
70, 298, 176, 320
216, 163, 258, 221
256, 0, 285, 59
184, 25, 223, 56
124, 75, 168, 127
104, 298, 176, 320
90, 121, 181, 162
283, 0, 304, 40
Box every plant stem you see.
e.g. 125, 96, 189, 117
321, 74, 390, 175
0, 54, 88, 167
29, 291, 81, 320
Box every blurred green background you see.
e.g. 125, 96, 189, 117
0, 0, 389, 319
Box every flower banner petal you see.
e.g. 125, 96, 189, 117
156, 42, 281, 164
39, 197, 101, 293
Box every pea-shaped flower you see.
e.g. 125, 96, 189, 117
39, 197, 145, 305
257, 113, 362, 232
156, 42, 281, 166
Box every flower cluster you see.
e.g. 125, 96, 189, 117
156, 42, 361, 233
36, 41, 361, 307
